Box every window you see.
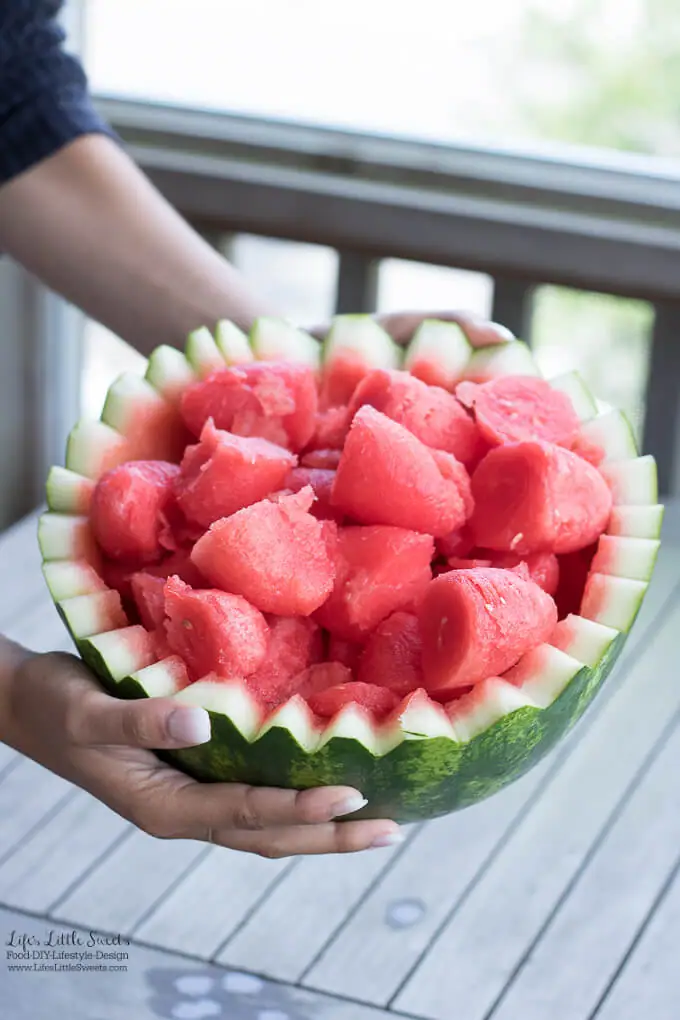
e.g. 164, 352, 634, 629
86, 0, 678, 158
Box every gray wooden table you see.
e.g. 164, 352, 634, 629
2, 507, 680, 1020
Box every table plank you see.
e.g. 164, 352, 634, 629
394, 595, 680, 1020
0, 744, 18, 776
489, 712, 680, 1020
0, 758, 74, 864
0, 789, 130, 913
0, 905, 413, 1020
300, 761, 551, 1003
217, 829, 413, 982
215, 546, 680, 996
595, 861, 680, 1020
52, 829, 207, 935
133, 845, 293, 958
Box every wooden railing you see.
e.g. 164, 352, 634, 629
97, 96, 680, 496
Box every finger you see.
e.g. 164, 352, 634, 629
68, 686, 211, 749
167, 781, 378, 837
211, 819, 404, 857
375, 310, 514, 347
460, 316, 515, 349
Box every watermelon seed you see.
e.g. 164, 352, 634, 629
510, 533, 524, 549
181, 619, 193, 629
485, 603, 494, 612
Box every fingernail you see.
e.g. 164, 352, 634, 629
167, 707, 211, 745
330, 794, 368, 819
370, 830, 404, 849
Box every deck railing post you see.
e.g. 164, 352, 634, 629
491, 277, 536, 343
335, 252, 379, 314
642, 300, 680, 498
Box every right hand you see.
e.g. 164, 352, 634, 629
5, 646, 402, 857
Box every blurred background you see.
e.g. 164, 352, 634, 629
4, 0, 680, 527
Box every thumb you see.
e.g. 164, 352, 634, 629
72, 689, 212, 749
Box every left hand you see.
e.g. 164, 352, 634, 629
309, 309, 514, 349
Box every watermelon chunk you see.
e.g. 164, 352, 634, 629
283, 466, 339, 520
470, 441, 613, 555
447, 557, 494, 570
190, 489, 336, 615
90, 461, 180, 563
308, 681, 400, 721
246, 616, 324, 709
419, 567, 558, 689
332, 406, 473, 537
174, 419, 296, 528
130, 572, 167, 630
553, 544, 598, 619
305, 406, 351, 453
436, 527, 475, 559
103, 548, 208, 604
327, 635, 364, 671
301, 448, 342, 470
314, 524, 434, 642
487, 550, 560, 596
296, 661, 354, 700
349, 369, 482, 466
163, 576, 269, 681
180, 361, 317, 452
358, 612, 423, 694
456, 375, 580, 449
320, 315, 401, 408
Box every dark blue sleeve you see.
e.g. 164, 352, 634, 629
0, 0, 116, 185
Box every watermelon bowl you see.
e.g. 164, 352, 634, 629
38, 315, 663, 823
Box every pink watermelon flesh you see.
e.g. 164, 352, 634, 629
174, 419, 296, 528
357, 611, 423, 694
190, 488, 336, 616
301, 447, 342, 470
349, 369, 482, 466
90, 461, 180, 563
102, 549, 208, 604
447, 557, 494, 570
305, 406, 351, 452
456, 376, 580, 449
246, 616, 324, 709
327, 635, 364, 672
319, 350, 372, 408
295, 661, 354, 700
314, 524, 434, 642
419, 567, 558, 689
130, 572, 167, 630
470, 441, 613, 555
119, 394, 190, 464
307, 680, 400, 720
569, 431, 605, 467
283, 467, 340, 521
554, 543, 598, 619
180, 362, 317, 452
436, 526, 475, 559
332, 406, 473, 537
163, 576, 269, 682
487, 550, 560, 596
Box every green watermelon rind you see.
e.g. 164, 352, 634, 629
37, 324, 663, 822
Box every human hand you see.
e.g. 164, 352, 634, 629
4, 647, 402, 857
